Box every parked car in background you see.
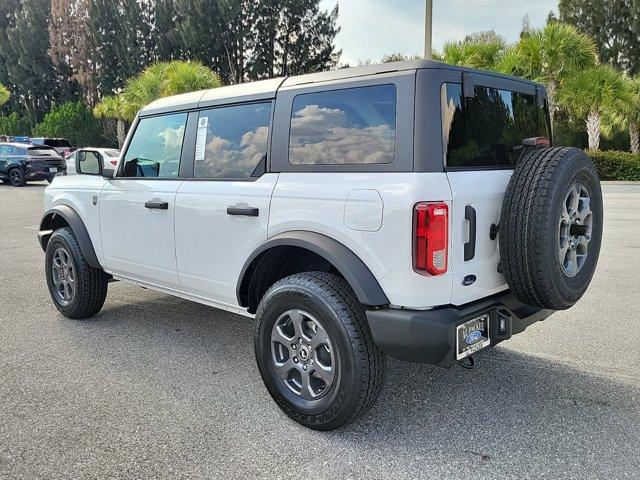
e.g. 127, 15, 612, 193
29, 138, 73, 157
65, 148, 120, 175
0, 143, 66, 186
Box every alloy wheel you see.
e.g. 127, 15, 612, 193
51, 247, 76, 306
559, 183, 593, 277
271, 309, 335, 400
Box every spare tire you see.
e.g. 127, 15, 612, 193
499, 147, 603, 310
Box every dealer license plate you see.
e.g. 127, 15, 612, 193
456, 314, 490, 360
49, 167, 58, 172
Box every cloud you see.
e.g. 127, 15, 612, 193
289, 104, 395, 165
195, 126, 269, 178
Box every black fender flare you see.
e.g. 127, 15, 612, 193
38, 205, 102, 269
237, 231, 390, 308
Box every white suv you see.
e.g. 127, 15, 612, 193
39, 60, 603, 430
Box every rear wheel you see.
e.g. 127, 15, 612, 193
8, 168, 26, 187
45, 227, 109, 319
254, 272, 385, 430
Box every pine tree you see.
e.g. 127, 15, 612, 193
1, 0, 73, 125
49, 0, 97, 105
560, 0, 640, 74
88, 0, 155, 95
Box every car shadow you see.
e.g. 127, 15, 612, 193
61, 290, 640, 475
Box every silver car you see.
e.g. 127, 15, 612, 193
65, 148, 120, 175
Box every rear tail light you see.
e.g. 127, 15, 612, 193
413, 202, 448, 275
110, 159, 118, 166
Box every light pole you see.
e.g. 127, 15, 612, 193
424, 0, 433, 59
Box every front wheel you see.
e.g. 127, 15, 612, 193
45, 227, 109, 319
254, 272, 385, 430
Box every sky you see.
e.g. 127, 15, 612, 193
319, 0, 559, 65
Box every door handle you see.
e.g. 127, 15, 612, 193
145, 200, 169, 210
464, 205, 476, 261
227, 206, 259, 217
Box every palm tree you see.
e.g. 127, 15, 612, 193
121, 61, 222, 116
559, 65, 632, 151
502, 22, 598, 124
435, 36, 507, 70
94, 61, 222, 146
619, 77, 640, 154
93, 95, 128, 147
0, 83, 9, 108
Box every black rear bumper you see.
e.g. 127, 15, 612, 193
366, 292, 553, 367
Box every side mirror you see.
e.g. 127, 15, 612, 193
102, 167, 115, 179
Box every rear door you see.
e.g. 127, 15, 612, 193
441, 76, 551, 305
174, 102, 277, 307
0, 145, 11, 173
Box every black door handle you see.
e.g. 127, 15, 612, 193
464, 205, 476, 261
145, 200, 169, 210
227, 206, 259, 217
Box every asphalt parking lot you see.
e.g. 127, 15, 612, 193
1, 182, 639, 479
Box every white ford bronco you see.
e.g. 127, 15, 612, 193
39, 60, 603, 430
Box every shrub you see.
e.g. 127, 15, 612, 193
33, 101, 109, 147
0, 112, 30, 136
587, 150, 640, 181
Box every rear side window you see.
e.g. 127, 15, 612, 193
289, 85, 397, 166
121, 113, 187, 178
0, 145, 13, 155
442, 83, 550, 169
194, 102, 271, 179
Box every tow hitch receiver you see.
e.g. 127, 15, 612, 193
456, 314, 491, 360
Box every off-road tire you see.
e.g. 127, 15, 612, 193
499, 147, 603, 310
8, 167, 26, 187
45, 227, 109, 319
254, 272, 385, 431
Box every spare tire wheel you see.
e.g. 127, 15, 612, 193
499, 147, 603, 310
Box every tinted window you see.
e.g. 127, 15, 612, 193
289, 85, 397, 166
45, 139, 72, 148
121, 113, 187, 178
442, 83, 550, 169
194, 103, 271, 179
78, 151, 101, 175
28, 147, 59, 157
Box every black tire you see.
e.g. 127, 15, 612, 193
499, 147, 603, 310
254, 272, 385, 430
8, 167, 26, 187
45, 227, 109, 319
46, 178, 53, 184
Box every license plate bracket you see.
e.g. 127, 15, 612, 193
456, 313, 491, 360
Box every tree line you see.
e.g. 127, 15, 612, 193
0, 0, 340, 138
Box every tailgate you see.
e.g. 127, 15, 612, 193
447, 171, 511, 305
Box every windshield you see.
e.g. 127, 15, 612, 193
28, 147, 59, 157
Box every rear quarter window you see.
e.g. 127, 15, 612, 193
442, 83, 550, 169
289, 84, 397, 166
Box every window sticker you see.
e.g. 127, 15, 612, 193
195, 116, 209, 161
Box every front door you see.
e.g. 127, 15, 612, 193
175, 102, 276, 307
100, 112, 189, 288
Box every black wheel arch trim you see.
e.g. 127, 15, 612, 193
237, 231, 390, 308
38, 205, 102, 269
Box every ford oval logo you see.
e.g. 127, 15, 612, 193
465, 330, 482, 345
462, 275, 477, 286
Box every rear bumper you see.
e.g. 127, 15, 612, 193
366, 292, 553, 367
